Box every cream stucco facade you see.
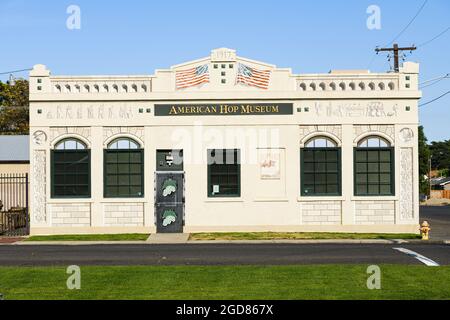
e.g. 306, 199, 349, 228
29, 48, 421, 235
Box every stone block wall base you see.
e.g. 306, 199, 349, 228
30, 226, 155, 236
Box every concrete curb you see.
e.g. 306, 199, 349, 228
7, 239, 449, 246
12, 241, 149, 246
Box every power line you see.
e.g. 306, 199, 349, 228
375, 44, 416, 72
420, 74, 450, 85
384, 0, 428, 47
418, 26, 450, 48
419, 90, 450, 107
369, 0, 428, 69
420, 74, 450, 89
0, 68, 32, 76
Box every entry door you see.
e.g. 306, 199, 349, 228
155, 172, 184, 233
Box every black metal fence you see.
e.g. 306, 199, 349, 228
0, 173, 29, 236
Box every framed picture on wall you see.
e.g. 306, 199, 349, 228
259, 149, 281, 180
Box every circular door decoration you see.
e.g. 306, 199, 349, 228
32, 131, 47, 145
162, 178, 177, 197
162, 209, 177, 227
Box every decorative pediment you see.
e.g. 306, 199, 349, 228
158, 48, 287, 92
211, 48, 237, 62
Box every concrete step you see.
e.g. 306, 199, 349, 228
146, 233, 190, 244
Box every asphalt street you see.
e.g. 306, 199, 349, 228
0, 206, 447, 267
0, 243, 448, 266
421, 205, 450, 240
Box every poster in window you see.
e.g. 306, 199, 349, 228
259, 149, 281, 180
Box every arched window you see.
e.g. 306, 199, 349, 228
104, 138, 144, 198
51, 138, 90, 198
55, 138, 87, 150
301, 137, 341, 196
357, 136, 390, 148
355, 136, 394, 196
108, 138, 140, 150
305, 137, 337, 148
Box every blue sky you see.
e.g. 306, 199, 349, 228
0, 0, 449, 141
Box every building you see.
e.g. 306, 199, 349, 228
28, 48, 421, 235
431, 177, 450, 190
0, 135, 29, 174
0, 135, 29, 223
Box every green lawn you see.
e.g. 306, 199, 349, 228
25, 234, 150, 242
0, 265, 448, 300
190, 232, 422, 241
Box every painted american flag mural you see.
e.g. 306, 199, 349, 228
176, 64, 210, 89
236, 63, 271, 90
175, 62, 271, 90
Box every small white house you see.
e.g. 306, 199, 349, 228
28, 48, 421, 235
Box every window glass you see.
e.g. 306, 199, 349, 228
208, 149, 240, 197
51, 139, 90, 198
354, 138, 394, 196
301, 137, 341, 196
105, 138, 143, 198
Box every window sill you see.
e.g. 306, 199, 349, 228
204, 198, 244, 203
100, 198, 147, 203
351, 196, 398, 201
47, 198, 94, 204
254, 198, 289, 203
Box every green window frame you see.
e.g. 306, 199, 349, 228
354, 137, 395, 196
51, 139, 91, 198
104, 138, 144, 198
207, 149, 241, 198
300, 137, 341, 196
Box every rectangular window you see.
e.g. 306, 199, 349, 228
51, 150, 91, 198
354, 148, 395, 196
208, 149, 240, 197
104, 149, 144, 198
301, 149, 341, 196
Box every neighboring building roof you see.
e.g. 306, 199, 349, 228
0, 135, 29, 162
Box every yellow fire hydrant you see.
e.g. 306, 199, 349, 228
420, 221, 431, 240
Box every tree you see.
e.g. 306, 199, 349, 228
429, 140, 450, 171
418, 126, 431, 195
0, 79, 29, 134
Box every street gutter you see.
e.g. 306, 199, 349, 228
5, 239, 449, 246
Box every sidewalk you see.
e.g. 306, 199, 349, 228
7, 237, 449, 246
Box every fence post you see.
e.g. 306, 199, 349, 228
26, 173, 29, 235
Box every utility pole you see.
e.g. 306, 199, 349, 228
429, 155, 432, 199
375, 43, 417, 72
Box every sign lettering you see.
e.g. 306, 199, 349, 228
155, 104, 293, 116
